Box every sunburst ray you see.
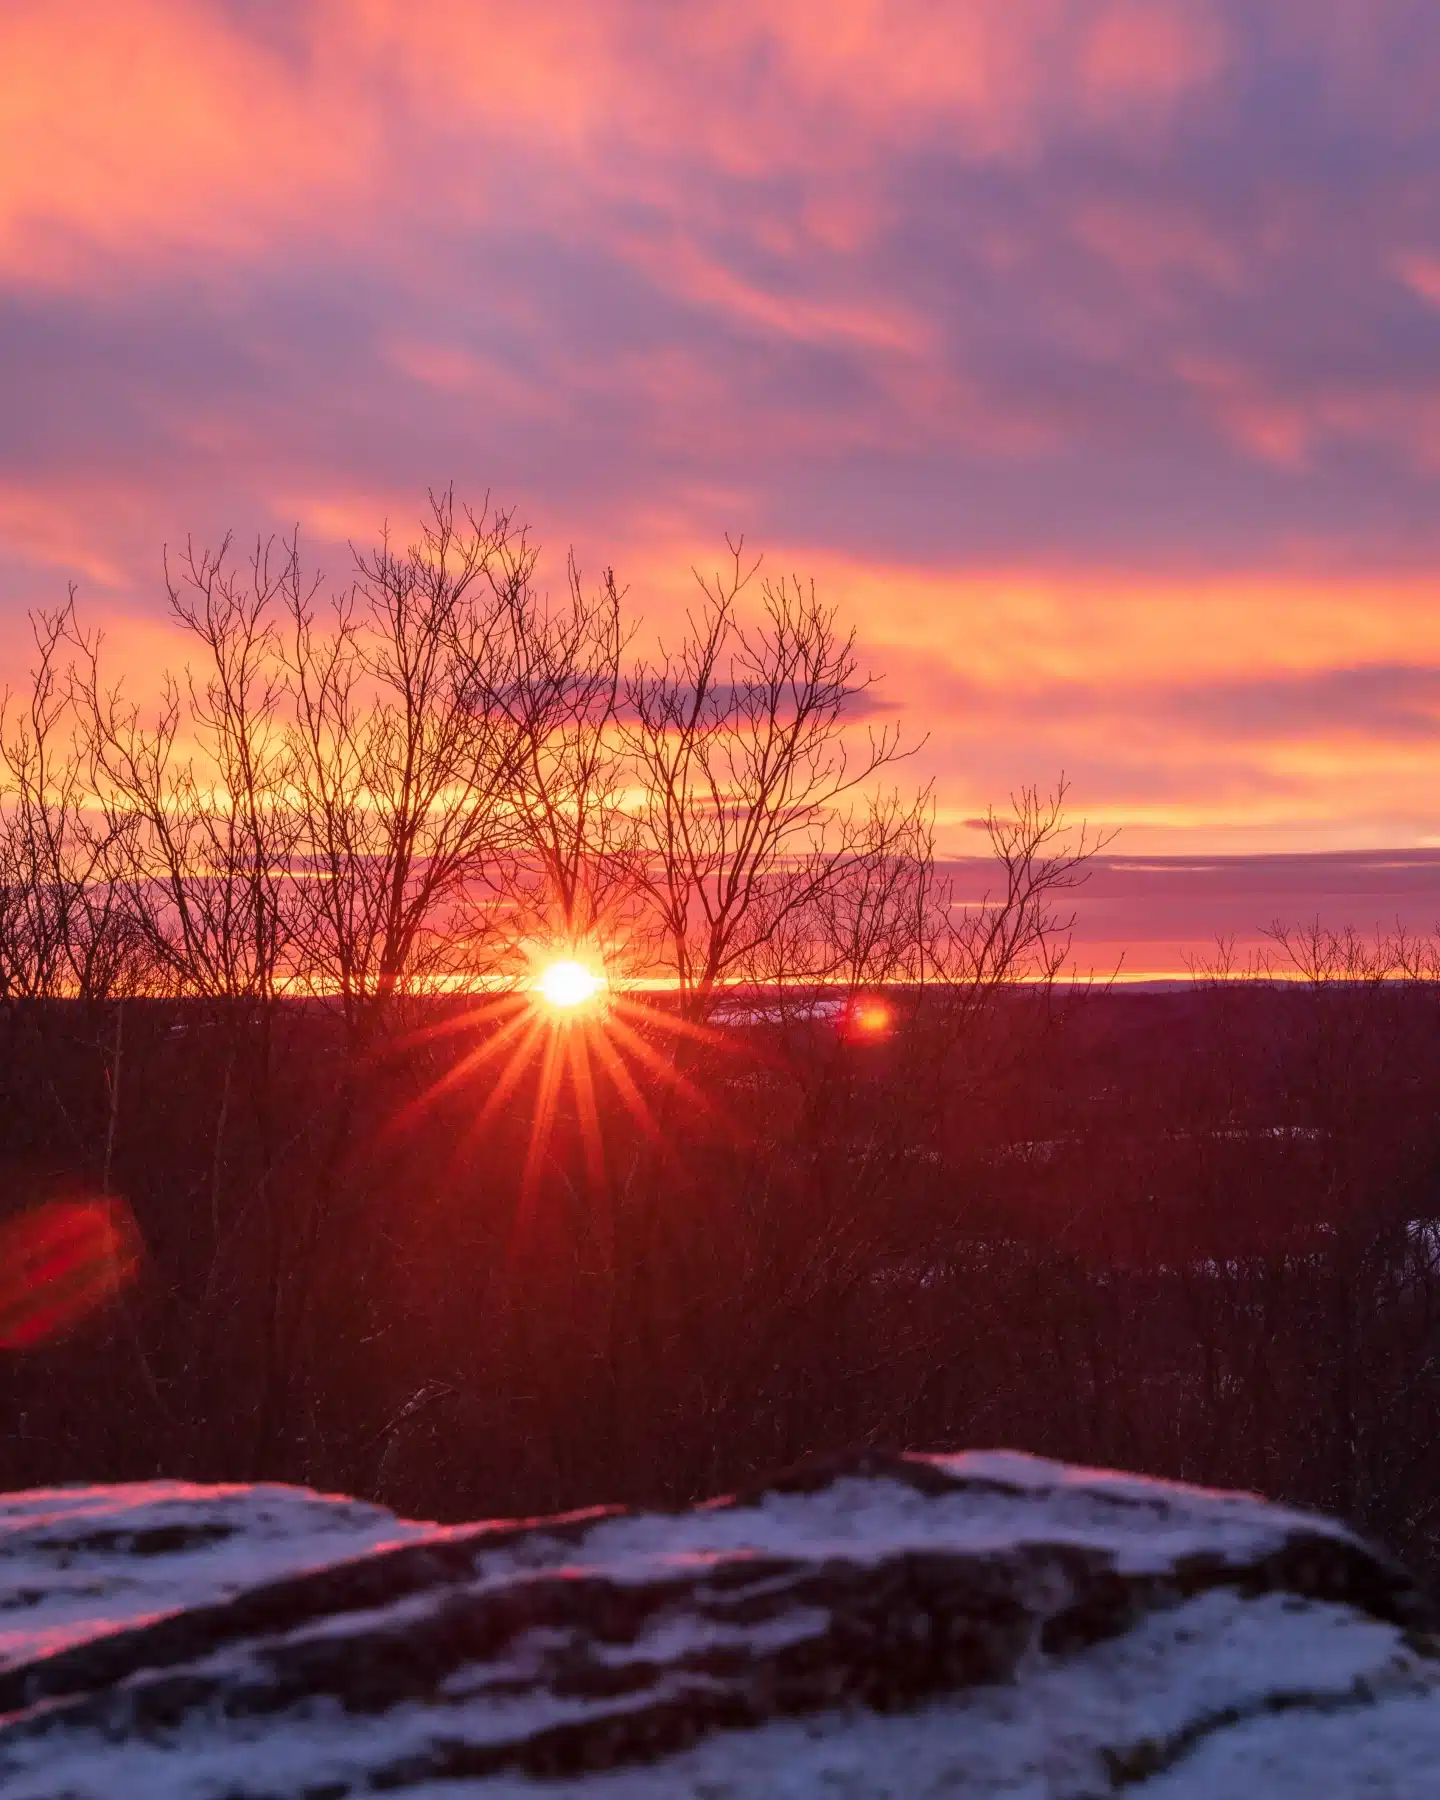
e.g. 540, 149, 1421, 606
384, 999, 534, 1138
565, 1024, 607, 1190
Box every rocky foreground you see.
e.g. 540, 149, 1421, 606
0, 1453, 1435, 1797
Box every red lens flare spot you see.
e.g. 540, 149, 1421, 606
0, 1200, 142, 1350
847, 998, 894, 1038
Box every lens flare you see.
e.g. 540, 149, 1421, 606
0, 1199, 142, 1350
534, 959, 606, 1011
848, 997, 893, 1037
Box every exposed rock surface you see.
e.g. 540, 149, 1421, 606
0, 1451, 1434, 1796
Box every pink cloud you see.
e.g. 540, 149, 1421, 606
1080, 0, 1227, 112
0, 0, 377, 282
6, 0, 1440, 870
0, 0, 1252, 292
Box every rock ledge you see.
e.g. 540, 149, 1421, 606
0, 1451, 1434, 1796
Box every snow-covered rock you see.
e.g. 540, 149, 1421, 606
0, 1451, 1434, 1796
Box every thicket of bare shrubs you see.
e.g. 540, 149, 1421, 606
2, 496, 1084, 1014
1, 493, 1438, 1589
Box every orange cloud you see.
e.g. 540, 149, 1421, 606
0, 0, 374, 281
610, 547, 1440, 852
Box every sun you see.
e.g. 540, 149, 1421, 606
534, 958, 607, 1012
388, 949, 729, 1203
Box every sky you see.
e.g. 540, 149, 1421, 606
5, 1, 1440, 970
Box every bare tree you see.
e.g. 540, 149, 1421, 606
74, 543, 298, 1004
810, 790, 937, 994
0, 598, 142, 1001
1262, 918, 1429, 988
64, 541, 315, 1466
933, 779, 1110, 999
479, 553, 638, 970
282, 491, 528, 1038
619, 545, 910, 1019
